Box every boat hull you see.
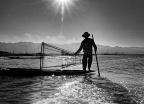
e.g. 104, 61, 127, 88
0, 68, 95, 77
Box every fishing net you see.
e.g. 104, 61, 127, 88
1, 42, 82, 70
40, 42, 82, 70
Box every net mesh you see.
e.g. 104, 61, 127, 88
0, 42, 82, 70
40, 42, 82, 70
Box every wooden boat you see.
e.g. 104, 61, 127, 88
0, 68, 95, 76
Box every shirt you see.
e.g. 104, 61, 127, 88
76, 38, 97, 54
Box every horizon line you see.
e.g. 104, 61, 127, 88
0, 41, 144, 48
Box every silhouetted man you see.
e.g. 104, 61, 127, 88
74, 32, 97, 71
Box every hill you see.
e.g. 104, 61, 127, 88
0, 42, 144, 54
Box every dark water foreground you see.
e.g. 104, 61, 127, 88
0, 72, 137, 104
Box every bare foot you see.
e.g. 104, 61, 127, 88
83, 70, 86, 72
88, 69, 92, 71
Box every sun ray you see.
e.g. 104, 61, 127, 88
56, 0, 71, 22
43, 0, 78, 35
45, 0, 78, 22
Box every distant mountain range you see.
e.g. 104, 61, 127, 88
0, 42, 144, 54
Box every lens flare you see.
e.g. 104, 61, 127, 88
55, 0, 72, 22
47, 0, 77, 22
43, 0, 78, 35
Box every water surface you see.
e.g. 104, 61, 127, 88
0, 55, 144, 104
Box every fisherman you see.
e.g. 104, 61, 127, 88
74, 32, 97, 71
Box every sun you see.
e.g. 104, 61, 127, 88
44, 0, 78, 21
54, 0, 73, 12
58, 0, 70, 4
51, 0, 74, 22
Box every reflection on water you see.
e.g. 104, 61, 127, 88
0, 73, 137, 104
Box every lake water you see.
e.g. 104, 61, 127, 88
0, 55, 144, 104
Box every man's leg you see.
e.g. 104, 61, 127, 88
88, 54, 92, 71
82, 53, 87, 71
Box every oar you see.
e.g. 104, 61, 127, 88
92, 34, 101, 76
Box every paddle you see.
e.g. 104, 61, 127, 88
92, 34, 101, 76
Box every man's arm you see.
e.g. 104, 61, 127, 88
74, 42, 83, 55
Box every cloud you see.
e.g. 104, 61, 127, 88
25, 33, 83, 44
0, 34, 22, 43
24, 33, 43, 43
0, 33, 42, 43
46, 35, 82, 44
25, 33, 32, 37
0, 33, 82, 44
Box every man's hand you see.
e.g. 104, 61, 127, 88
74, 52, 78, 55
94, 49, 97, 53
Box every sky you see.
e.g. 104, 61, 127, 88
0, 0, 144, 47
